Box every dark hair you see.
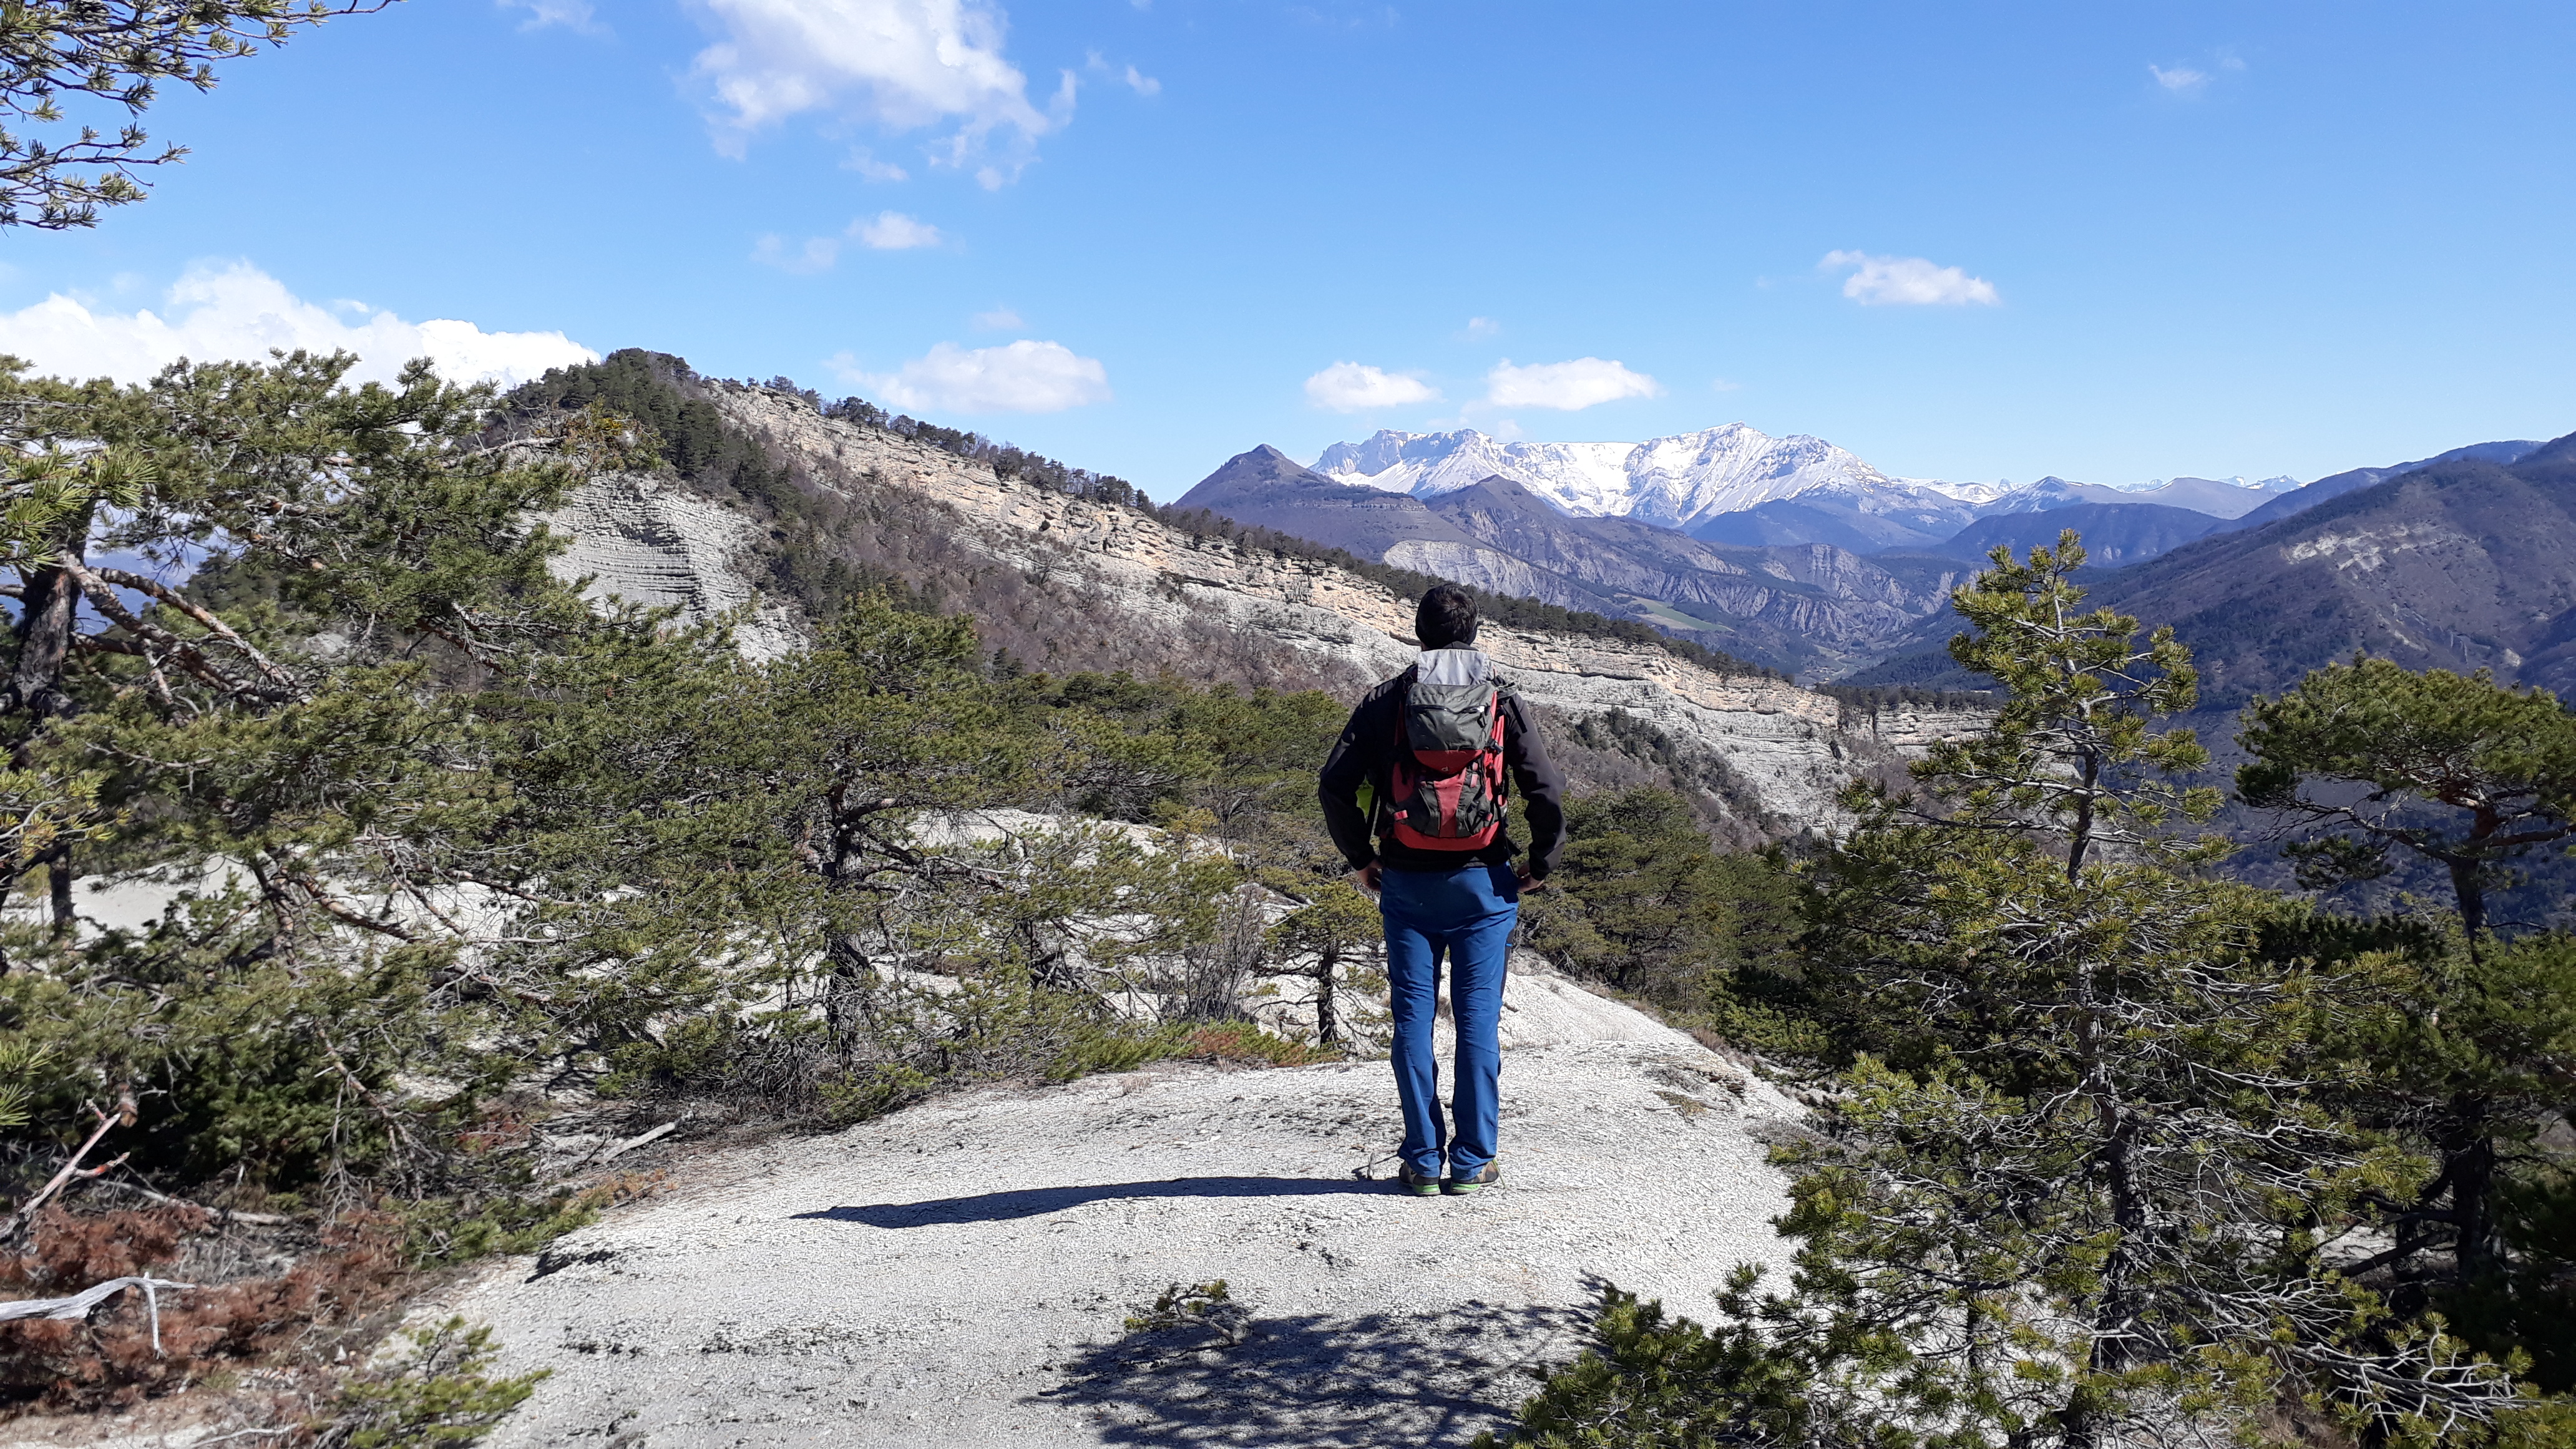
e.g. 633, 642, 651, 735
1415, 584, 1478, 649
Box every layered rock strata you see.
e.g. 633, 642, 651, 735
552, 384, 1877, 824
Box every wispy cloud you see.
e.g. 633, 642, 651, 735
2150, 63, 2208, 94
834, 339, 1111, 413
1485, 357, 1662, 411
1461, 316, 1500, 339
497, 0, 602, 32
691, 0, 1072, 187
1304, 361, 1440, 412
751, 234, 842, 275
1086, 49, 1161, 95
971, 306, 1024, 330
854, 210, 942, 249
844, 148, 909, 182
754, 211, 945, 273
0, 260, 594, 389
1819, 250, 1999, 306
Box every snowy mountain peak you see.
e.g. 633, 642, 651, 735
1310, 424, 1923, 530
1306, 427, 2312, 534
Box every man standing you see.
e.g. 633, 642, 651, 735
1319, 585, 1566, 1196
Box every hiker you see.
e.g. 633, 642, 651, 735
1319, 584, 1566, 1197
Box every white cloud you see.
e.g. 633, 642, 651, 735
844, 148, 909, 182
1084, 51, 1160, 95
499, 0, 602, 32
691, 0, 1068, 186
970, 306, 1023, 329
1819, 250, 2000, 306
834, 339, 1110, 413
1484, 357, 1662, 411
2150, 62, 2208, 93
854, 210, 942, 249
753, 211, 945, 273
1461, 316, 1500, 339
0, 261, 595, 389
751, 233, 842, 274
1303, 361, 1440, 412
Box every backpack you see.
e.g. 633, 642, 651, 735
1385, 652, 1510, 852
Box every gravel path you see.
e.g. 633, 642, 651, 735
445, 972, 1803, 1448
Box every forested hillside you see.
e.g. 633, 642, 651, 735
1847, 433, 2576, 705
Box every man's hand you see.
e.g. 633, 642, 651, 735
1516, 866, 1546, 895
1351, 861, 1382, 895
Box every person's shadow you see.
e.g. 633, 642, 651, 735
791, 1175, 1388, 1229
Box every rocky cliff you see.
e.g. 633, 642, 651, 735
545, 383, 1888, 825
542, 471, 806, 660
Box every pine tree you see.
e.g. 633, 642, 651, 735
1493, 536, 2528, 1447
2241, 658, 2576, 1297
2237, 656, 2576, 951
0, 1, 401, 228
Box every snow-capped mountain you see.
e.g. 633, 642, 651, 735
1974, 476, 2297, 521
1314, 431, 1639, 515
2104, 474, 2301, 495
1900, 476, 2016, 506
1309, 426, 2310, 537
1312, 425, 1946, 531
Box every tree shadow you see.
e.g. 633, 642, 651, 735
1030, 1299, 1589, 1447
793, 1176, 1390, 1228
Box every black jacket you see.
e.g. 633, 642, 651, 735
1317, 663, 1567, 878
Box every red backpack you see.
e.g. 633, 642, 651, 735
1385, 656, 1510, 851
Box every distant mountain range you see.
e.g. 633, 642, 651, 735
1929, 502, 2232, 568
1312, 426, 2298, 540
1976, 474, 2296, 519
1179, 448, 1964, 675
1179, 423, 2558, 680
1315, 426, 1985, 532
1847, 433, 2576, 703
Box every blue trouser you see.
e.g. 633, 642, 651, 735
1380, 861, 1519, 1179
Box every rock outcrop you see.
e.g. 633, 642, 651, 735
441, 959, 1805, 1449
651, 384, 1872, 824
541, 471, 804, 660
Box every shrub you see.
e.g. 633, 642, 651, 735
312, 1317, 547, 1448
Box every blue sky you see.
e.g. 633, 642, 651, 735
1, 1, 2570, 500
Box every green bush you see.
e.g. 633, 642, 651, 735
316, 1318, 548, 1448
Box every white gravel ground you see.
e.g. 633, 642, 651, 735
439, 969, 1805, 1449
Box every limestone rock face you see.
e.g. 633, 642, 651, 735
543, 383, 1893, 823
540, 471, 804, 661
1837, 703, 1994, 754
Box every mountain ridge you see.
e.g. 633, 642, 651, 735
1178, 450, 1967, 675
1310, 426, 2299, 538
678, 391, 1896, 821
1842, 432, 2576, 703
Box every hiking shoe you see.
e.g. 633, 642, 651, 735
1398, 1164, 1444, 1197
1445, 1161, 1501, 1195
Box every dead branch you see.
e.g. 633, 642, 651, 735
87, 1174, 291, 1227
3, 1092, 135, 1239
79, 562, 305, 696
0, 1276, 194, 1357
